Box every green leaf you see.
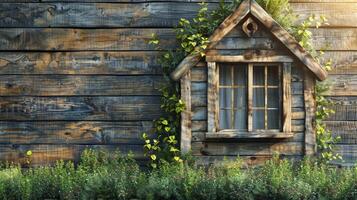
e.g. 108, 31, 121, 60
170, 147, 179, 152
142, 132, 147, 139
150, 154, 157, 161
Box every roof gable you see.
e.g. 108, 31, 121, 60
170, 0, 327, 81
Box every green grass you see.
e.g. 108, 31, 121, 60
0, 150, 356, 200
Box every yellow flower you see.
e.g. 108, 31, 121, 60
26, 150, 33, 156
174, 156, 182, 162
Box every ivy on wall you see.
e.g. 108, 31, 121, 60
292, 14, 341, 161
143, 1, 242, 168
143, 0, 340, 168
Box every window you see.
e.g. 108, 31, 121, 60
218, 64, 281, 131
219, 64, 248, 130
206, 59, 292, 138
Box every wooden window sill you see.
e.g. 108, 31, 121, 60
205, 131, 294, 139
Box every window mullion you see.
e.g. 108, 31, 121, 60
278, 65, 282, 130
264, 65, 268, 130
231, 65, 234, 129
248, 64, 253, 132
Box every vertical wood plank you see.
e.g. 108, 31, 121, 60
283, 63, 292, 133
304, 69, 317, 156
180, 71, 192, 154
207, 62, 218, 132
248, 64, 253, 131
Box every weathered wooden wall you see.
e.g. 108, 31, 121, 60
0, 0, 355, 166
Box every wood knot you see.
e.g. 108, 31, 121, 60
47, 6, 56, 16
5, 83, 13, 88
343, 82, 347, 88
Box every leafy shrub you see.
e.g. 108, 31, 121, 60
79, 150, 141, 200
0, 167, 30, 200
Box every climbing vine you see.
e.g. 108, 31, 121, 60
292, 15, 341, 161
316, 80, 341, 161
142, 43, 186, 168
143, 0, 340, 167
143, 1, 242, 168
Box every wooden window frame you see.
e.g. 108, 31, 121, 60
206, 56, 292, 139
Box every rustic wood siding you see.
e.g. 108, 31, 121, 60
0, 0, 355, 166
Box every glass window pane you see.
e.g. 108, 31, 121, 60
268, 66, 279, 86
253, 88, 265, 107
253, 110, 265, 130
253, 66, 265, 85
219, 88, 232, 109
219, 65, 232, 86
268, 110, 280, 129
234, 64, 247, 85
234, 88, 247, 109
234, 109, 247, 130
268, 88, 279, 108
220, 109, 232, 129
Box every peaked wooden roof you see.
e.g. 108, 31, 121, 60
170, 0, 328, 81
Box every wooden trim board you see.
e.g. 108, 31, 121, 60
304, 68, 317, 155
180, 71, 192, 154
206, 55, 293, 63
